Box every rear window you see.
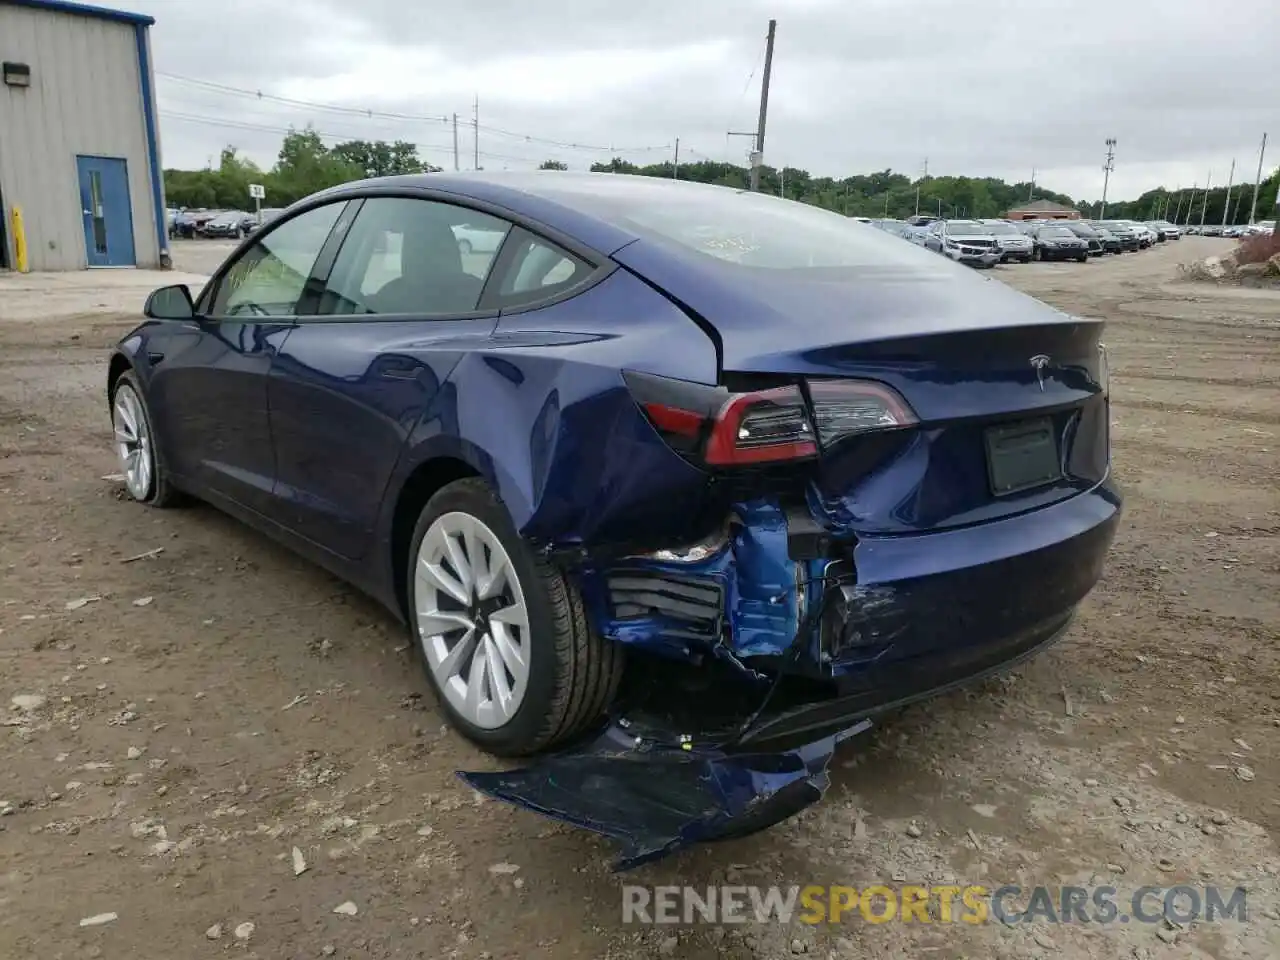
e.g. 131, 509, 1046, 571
984, 222, 1018, 235
527, 179, 942, 271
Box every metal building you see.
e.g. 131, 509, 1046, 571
0, 0, 166, 271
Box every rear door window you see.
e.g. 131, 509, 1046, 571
316, 198, 509, 317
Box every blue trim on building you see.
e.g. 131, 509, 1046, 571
5, 0, 154, 26
133, 24, 168, 261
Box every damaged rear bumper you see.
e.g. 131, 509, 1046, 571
462, 482, 1120, 865
461, 718, 872, 870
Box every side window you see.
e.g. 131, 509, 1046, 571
488, 228, 593, 310
317, 198, 509, 316
210, 203, 344, 317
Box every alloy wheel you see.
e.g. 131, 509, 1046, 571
414, 511, 530, 729
112, 384, 153, 500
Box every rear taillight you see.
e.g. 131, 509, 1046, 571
623, 371, 917, 468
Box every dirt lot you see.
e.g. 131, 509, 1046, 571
1, 237, 1277, 959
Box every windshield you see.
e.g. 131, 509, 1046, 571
524, 177, 948, 271
945, 221, 987, 234
983, 222, 1018, 235
1068, 224, 1098, 236
1040, 226, 1075, 238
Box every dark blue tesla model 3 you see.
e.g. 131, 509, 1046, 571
109, 173, 1119, 858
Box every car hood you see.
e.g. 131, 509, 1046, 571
612, 236, 1075, 373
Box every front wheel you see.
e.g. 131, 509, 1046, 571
111, 372, 183, 507
407, 478, 622, 757
1076, 255, 1088, 263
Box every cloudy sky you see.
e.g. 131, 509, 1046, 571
131, 0, 1277, 203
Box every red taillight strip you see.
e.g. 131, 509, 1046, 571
703, 386, 817, 465
641, 401, 705, 439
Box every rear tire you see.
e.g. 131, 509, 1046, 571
406, 478, 622, 757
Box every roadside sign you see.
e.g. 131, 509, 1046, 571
248, 184, 266, 200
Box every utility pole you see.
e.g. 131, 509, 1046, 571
914, 157, 927, 215
1221, 158, 1235, 230
672, 138, 679, 179
473, 96, 480, 170
452, 114, 460, 171
1199, 170, 1211, 229
1175, 185, 1188, 225
779, 167, 785, 199
1248, 132, 1267, 224
1100, 138, 1116, 220
1028, 168, 1035, 202
749, 19, 777, 192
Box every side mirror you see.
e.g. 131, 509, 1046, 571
144, 284, 195, 321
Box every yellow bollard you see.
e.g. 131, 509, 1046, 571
11, 205, 29, 273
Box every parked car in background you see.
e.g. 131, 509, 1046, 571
1030, 223, 1090, 262
169, 210, 208, 240
980, 220, 1034, 263
1150, 220, 1180, 239
1094, 221, 1140, 251
1141, 221, 1169, 242
1244, 220, 1274, 236
200, 211, 251, 239
451, 222, 506, 255
923, 219, 1002, 267
1128, 222, 1155, 247
1060, 221, 1106, 256
870, 219, 910, 239
1091, 226, 1123, 254
111, 172, 1119, 859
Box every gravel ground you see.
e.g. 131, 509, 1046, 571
0, 237, 1277, 959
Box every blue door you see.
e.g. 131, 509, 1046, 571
76, 156, 136, 267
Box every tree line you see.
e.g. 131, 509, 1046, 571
163, 126, 1278, 226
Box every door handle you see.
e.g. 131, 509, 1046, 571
147, 351, 165, 366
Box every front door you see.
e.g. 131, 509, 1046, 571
76, 155, 136, 267
147, 200, 349, 515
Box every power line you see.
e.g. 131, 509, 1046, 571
158, 110, 597, 166
156, 71, 670, 155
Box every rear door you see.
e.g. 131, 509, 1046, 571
267, 195, 510, 559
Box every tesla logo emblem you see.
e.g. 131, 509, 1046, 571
1029, 354, 1050, 391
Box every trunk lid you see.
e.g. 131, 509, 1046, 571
613, 239, 1109, 535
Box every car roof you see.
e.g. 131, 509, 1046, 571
313, 171, 776, 256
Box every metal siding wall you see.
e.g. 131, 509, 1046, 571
0, 5, 158, 270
